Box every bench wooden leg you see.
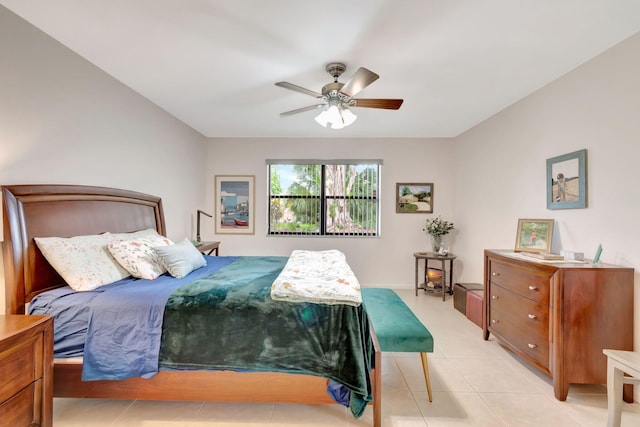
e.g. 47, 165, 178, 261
420, 352, 433, 402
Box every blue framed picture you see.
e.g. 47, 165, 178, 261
546, 149, 587, 210
215, 175, 255, 234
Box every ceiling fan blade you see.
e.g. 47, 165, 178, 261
280, 104, 326, 116
339, 67, 379, 97
275, 82, 323, 98
351, 98, 404, 110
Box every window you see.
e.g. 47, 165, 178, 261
267, 160, 381, 236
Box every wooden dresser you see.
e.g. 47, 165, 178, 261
0, 315, 53, 427
483, 250, 634, 401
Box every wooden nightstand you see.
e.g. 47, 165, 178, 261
194, 241, 220, 255
0, 315, 53, 427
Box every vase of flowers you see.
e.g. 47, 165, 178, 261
423, 216, 454, 254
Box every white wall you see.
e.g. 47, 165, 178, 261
202, 138, 456, 286
453, 32, 640, 351
0, 6, 207, 314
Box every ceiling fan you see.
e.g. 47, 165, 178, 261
275, 63, 403, 129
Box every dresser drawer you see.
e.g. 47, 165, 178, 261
489, 284, 549, 369
0, 381, 40, 427
490, 303, 549, 369
0, 333, 42, 403
489, 284, 549, 334
489, 260, 551, 304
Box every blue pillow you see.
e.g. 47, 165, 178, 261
154, 238, 206, 279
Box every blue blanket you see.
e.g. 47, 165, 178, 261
29, 256, 237, 378
82, 256, 238, 380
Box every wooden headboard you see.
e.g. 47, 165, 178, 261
2, 184, 165, 314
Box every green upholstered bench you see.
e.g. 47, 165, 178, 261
361, 288, 434, 401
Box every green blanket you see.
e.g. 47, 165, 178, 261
158, 256, 373, 417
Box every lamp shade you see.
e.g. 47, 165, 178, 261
314, 109, 331, 128
340, 106, 357, 126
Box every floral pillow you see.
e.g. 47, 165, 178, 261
34, 228, 165, 291
35, 232, 130, 292
107, 234, 174, 280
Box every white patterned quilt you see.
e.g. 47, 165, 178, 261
270, 250, 362, 306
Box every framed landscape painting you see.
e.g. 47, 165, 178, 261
215, 175, 255, 235
396, 183, 433, 213
546, 149, 587, 210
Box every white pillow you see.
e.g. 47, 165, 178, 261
153, 238, 206, 279
107, 234, 174, 280
111, 228, 159, 241
35, 233, 130, 292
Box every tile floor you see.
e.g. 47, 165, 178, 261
52, 288, 640, 426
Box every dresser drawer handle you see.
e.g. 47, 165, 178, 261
527, 343, 537, 349
528, 314, 537, 320
492, 295, 498, 300
492, 272, 500, 276
492, 319, 499, 324
528, 285, 538, 291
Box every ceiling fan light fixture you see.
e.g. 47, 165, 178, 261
314, 101, 357, 130
340, 106, 357, 127
314, 109, 330, 128
326, 105, 344, 129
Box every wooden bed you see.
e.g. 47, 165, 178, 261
1, 184, 382, 426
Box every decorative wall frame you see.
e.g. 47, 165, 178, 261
215, 175, 255, 235
546, 149, 587, 210
515, 218, 554, 253
395, 183, 433, 213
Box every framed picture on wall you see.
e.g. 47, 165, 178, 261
546, 149, 587, 209
514, 218, 554, 253
396, 183, 434, 213
215, 175, 255, 234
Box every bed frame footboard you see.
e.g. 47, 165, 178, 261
54, 348, 381, 426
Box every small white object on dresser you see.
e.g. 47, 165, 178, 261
560, 250, 584, 261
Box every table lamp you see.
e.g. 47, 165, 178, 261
196, 209, 212, 243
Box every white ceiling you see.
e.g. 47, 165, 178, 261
3, 0, 640, 138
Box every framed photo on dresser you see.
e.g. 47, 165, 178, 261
514, 218, 554, 253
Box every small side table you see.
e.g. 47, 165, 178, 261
0, 315, 54, 427
413, 252, 457, 300
195, 241, 220, 255
603, 349, 639, 427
